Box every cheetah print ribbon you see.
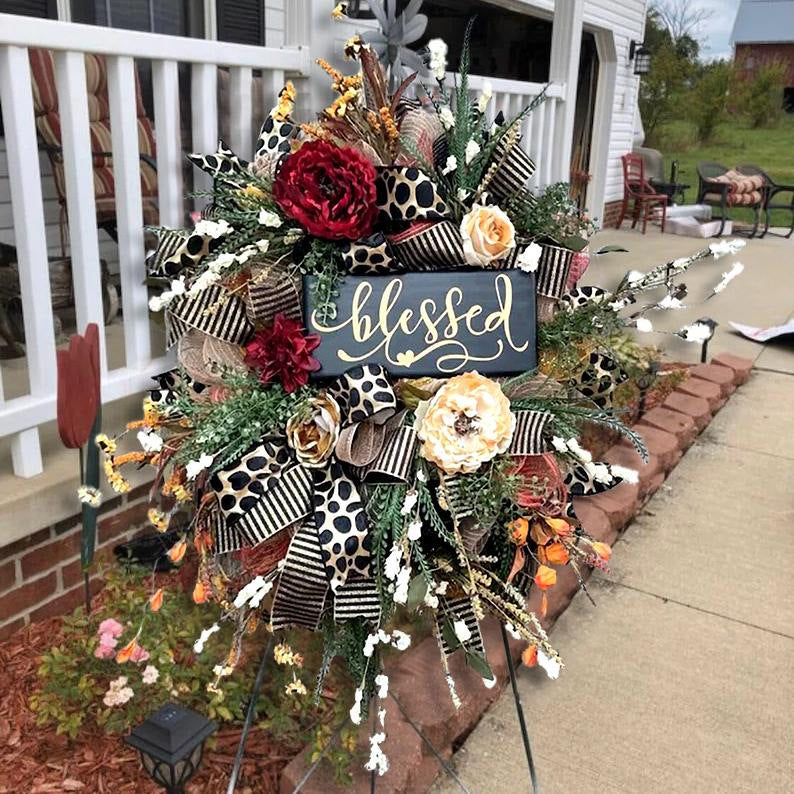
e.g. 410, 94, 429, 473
147, 370, 208, 416
564, 462, 625, 497
375, 166, 449, 224
560, 286, 612, 312
569, 351, 629, 409
341, 233, 400, 275
187, 139, 249, 181
147, 227, 227, 279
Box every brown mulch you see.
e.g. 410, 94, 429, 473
0, 617, 296, 794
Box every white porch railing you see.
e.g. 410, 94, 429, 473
461, 74, 565, 190
0, 14, 309, 478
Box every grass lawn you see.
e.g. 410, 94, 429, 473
649, 115, 794, 230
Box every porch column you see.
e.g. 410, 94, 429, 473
549, 0, 584, 184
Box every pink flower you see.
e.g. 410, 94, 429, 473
129, 644, 150, 664
98, 618, 124, 638
94, 634, 118, 660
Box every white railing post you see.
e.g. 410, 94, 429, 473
107, 55, 151, 369
549, 0, 584, 185
0, 14, 310, 481
152, 59, 184, 228
191, 62, 218, 204
0, 44, 56, 477
229, 66, 254, 160
55, 49, 107, 369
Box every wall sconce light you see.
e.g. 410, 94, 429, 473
629, 40, 652, 75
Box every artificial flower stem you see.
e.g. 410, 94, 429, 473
227, 632, 275, 794
500, 623, 540, 794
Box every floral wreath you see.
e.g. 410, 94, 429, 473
97, 19, 745, 776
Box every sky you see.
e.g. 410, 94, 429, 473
682, 0, 742, 61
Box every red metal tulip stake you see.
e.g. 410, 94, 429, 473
56, 323, 101, 613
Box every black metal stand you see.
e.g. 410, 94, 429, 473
700, 339, 709, 363
226, 633, 275, 794
500, 624, 540, 794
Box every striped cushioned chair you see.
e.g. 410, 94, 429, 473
29, 49, 159, 251
696, 162, 765, 237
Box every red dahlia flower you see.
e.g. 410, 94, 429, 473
273, 140, 379, 240
244, 313, 321, 393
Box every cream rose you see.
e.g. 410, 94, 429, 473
415, 372, 515, 475
286, 395, 341, 468
460, 203, 516, 267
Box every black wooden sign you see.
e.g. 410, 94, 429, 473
303, 270, 537, 378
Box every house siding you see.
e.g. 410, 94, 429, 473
583, 0, 647, 208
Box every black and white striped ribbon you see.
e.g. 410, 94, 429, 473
333, 576, 382, 623
353, 425, 417, 483
246, 269, 303, 326
438, 596, 485, 656
270, 522, 329, 631
235, 465, 314, 547
211, 507, 245, 554
486, 136, 536, 203
441, 476, 474, 520
166, 284, 253, 348
388, 220, 466, 270
509, 410, 552, 455
536, 242, 574, 299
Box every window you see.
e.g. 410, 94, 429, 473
216, 0, 265, 46
70, 0, 205, 37
412, 0, 552, 83
1, 0, 57, 17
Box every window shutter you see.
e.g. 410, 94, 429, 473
216, 0, 264, 46
2, 0, 58, 17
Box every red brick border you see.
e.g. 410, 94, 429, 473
279, 355, 754, 793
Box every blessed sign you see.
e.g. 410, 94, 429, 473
304, 270, 537, 378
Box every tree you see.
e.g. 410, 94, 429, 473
638, 45, 689, 142
652, 0, 712, 58
687, 60, 738, 143
737, 57, 788, 128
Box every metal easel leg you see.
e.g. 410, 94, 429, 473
226, 633, 275, 794
500, 624, 540, 794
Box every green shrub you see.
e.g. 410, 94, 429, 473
687, 61, 738, 143
738, 58, 788, 128
29, 564, 358, 782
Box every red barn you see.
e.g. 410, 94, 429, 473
731, 0, 794, 110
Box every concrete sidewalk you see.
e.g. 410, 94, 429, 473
432, 230, 794, 794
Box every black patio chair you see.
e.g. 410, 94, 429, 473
696, 162, 765, 238
737, 164, 794, 239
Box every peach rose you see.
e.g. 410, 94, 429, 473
460, 203, 516, 267
415, 371, 515, 475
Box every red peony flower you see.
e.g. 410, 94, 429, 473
244, 313, 321, 393
273, 140, 379, 240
